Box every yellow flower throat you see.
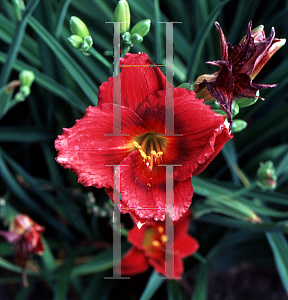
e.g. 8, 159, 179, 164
133, 133, 168, 172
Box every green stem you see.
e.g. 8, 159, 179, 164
193, 252, 207, 264
230, 181, 257, 198
88, 47, 112, 69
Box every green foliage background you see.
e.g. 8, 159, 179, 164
0, 0, 288, 299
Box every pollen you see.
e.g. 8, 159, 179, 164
152, 240, 161, 247
133, 133, 168, 172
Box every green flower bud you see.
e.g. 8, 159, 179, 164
131, 19, 151, 38
257, 161, 277, 190
122, 32, 132, 45
67, 35, 83, 49
19, 70, 35, 87
231, 119, 247, 133
231, 101, 239, 117
178, 83, 193, 91
131, 33, 143, 44
80, 36, 93, 52
15, 92, 25, 102
19, 86, 31, 97
70, 16, 90, 38
236, 90, 259, 108
114, 0, 130, 34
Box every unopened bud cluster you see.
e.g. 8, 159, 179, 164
68, 17, 93, 55
257, 161, 277, 190
15, 70, 35, 102
114, 0, 151, 48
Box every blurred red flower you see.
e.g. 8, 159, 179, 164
55, 53, 231, 225
118, 210, 198, 278
0, 214, 45, 286
194, 21, 285, 125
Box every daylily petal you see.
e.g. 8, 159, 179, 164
98, 52, 166, 112
136, 88, 232, 180
106, 187, 148, 228
251, 38, 286, 79
215, 22, 228, 61
172, 88, 232, 177
116, 151, 193, 221
239, 26, 275, 76
55, 104, 147, 188
0, 231, 21, 244
127, 222, 146, 249
172, 211, 199, 257
193, 73, 218, 101
117, 247, 149, 275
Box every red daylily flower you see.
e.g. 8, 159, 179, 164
194, 21, 285, 124
0, 214, 45, 286
55, 53, 232, 225
118, 210, 198, 278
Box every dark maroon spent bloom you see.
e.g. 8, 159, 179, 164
194, 21, 285, 126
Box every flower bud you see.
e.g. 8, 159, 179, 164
257, 161, 277, 190
15, 92, 25, 102
178, 83, 193, 90
67, 35, 83, 49
131, 19, 151, 38
114, 0, 130, 34
70, 16, 90, 38
231, 101, 239, 117
19, 86, 31, 97
19, 70, 35, 87
236, 91, 259, 108
231, 119, 247, 133
80, 36, 93, 52
122, 32, 132, 45
131, 33, 143, 44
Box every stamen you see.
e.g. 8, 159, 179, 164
133, 133, 167, 171
152, 240, 161, 247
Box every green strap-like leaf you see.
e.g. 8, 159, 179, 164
185, 0, 230, 82
139, 270, 165, 300
266, 232, 288, 296
191, 263, 208, 300
0, 0, 40, 86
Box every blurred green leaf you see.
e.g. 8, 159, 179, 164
186, 0, 230, 82
139, 270, 165, 300
191, 263, 208, 300
0, 0, 40, 86
167, 280, 184, 300
266, 232, 288, 296
54, 247, 81, 300
70, 242, 130, 277
0, 126, 54, 142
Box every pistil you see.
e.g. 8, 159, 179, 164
133, 133, 167, 172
